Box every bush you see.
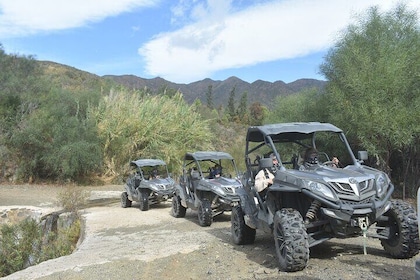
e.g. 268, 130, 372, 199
40, 218, 81, 261
0, 219, 41, 277
0, 211, 82, 277
9, 89, 102, 182
57, 185, 88, 213
91, 90, 214, 177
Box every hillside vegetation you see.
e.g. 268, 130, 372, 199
0, 3, 418, 198
103, 74, 326, 108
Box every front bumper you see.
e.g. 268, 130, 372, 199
218, 194, 241, 205
302, 183, 394, 224
151, 188, 175, 197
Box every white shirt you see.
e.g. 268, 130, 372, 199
254, 168, 274, 192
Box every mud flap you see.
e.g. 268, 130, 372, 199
175, 185, 190, 209
236, 188, 258, 228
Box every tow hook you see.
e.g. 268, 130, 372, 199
358, 217, 369, 255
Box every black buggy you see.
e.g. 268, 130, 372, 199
231, 122, 419, 272
121, 159, 176, 211
172, 151, 243, 227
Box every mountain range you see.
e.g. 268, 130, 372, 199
103, 75, 326, 108
39, 61, 326, 108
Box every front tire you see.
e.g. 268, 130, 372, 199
121, 192, 132, 208
198, 199, 212, 227
172, 195, 187, 218
139, 189, 149, 211
379, 200, 420, 258
274, 208, 309, 272
231, 205, 256, 245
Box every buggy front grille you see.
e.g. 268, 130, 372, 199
330, 179, 374, 196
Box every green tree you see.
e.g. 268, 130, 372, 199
206, 85, 214, 109
227, 86, 236, 121
319, 3, 419, 193
249, 102, 266, 126
237, 91, 249, 124
10, 88, 102, 182
0, 46, 47, 138
267, 88, 326, 124
157, 85, 178, 98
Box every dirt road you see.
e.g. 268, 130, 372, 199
0, 184, 418, 280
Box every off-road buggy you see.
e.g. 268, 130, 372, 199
121, 159, 176, 211
231, 122, 419, 272
172, 151, 243, 227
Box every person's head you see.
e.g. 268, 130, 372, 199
151, 169, 158, 178
305, 148, 318, 164
270, 153, 278, 165
213, 164, 221, 177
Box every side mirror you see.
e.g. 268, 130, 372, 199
358, 151, 368, 161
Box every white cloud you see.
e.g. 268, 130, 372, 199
139, 0, 419, 83
0, 0, 158, 37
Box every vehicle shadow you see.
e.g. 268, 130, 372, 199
205, 225, 411, 279
128, 200, 173, 211
176, 208, 232, 227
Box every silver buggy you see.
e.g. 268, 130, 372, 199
121, 159, 176, 211
232, 122, 419, 272
172, 151, 243, 226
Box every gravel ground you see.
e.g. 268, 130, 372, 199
0, 184, 418, 280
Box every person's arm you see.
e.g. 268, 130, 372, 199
255, 169, 271, 192
254, 170, 265, 192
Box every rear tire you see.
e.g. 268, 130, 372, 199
172, 195, 187, 218
274, 208, 309, 272
379, 200, 420, 258
121, 192, 132, 208
231, 205, 256, 245
139, 189, 149, 211
198, 199, 212, 227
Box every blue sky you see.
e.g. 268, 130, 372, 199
0, 0, 418, 84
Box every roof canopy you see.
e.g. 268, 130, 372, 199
184, 151, 234, 161
130, 159, 166, 167
247, 122, 342, 143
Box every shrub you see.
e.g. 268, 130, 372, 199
57, 185, 88, 213
0, 219, 41, 277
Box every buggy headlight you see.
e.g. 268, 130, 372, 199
212, 185, 226, 196
149, 183, 158, 190
376, 173, 389, 197
304, 180, 337, 201
149, 183, 163, 191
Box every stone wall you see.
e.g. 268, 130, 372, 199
0, 206, 57, 225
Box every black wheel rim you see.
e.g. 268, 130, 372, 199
275, 222, 286, 258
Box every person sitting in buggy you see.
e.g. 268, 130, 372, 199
150, 169, 160, 179
299, 147, 319, 170
208, 164, 222, 179
254, 153, 278, 198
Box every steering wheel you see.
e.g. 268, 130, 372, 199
322, 161, 335, 167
